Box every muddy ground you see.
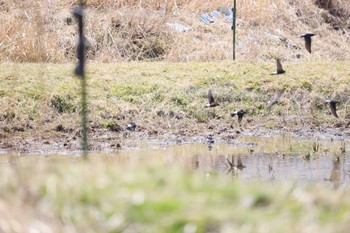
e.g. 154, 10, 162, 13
1, 118, 349, 154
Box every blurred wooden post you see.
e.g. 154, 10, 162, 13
73, 4, 88, 159
232, 0, 237, 60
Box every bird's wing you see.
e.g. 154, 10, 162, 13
208, 89, 215, 104
265, 100, 276, 110
276, 59, 284, 73
274, 89, 285, 100
266, 89, 284, 110
238, 114, 243, 124
330, 102, 339, 118
305, 38, 312, 53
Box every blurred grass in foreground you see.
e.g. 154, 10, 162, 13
0, 158, 350, 233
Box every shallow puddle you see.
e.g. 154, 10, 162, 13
1, 135, 350, 186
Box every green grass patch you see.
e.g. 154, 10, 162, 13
0, 61, 350, 132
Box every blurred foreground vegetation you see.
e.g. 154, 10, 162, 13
0, 157, 350, 233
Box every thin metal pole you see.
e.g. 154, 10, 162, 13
73, 5, 88, 159
232, 0, 237, 60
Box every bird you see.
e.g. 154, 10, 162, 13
270, 58, 286, 75
127, 122, 137, 131
300, 33, 316, 53
266, 89, 285, 110
207, 132, 215, 144
205, 89, 220, 108
207, 132, 214, 151
231, 109, 247, 125
325, 100, 339, 118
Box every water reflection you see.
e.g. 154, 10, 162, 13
328, 159, 340, 188
2, 135, 350, 186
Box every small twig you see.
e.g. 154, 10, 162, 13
107, 28, 115, 45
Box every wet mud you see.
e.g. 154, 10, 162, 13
1, 123, 350, 154
1, 129, 350, 185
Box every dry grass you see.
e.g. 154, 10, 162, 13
0, 0, 349, 62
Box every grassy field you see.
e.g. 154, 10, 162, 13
1, 61, 350, 135
0, 157, 349, 233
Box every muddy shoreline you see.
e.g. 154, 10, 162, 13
1, 123, 349, 155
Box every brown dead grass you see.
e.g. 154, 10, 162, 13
0, 0, 349, 62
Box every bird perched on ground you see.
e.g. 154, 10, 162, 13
300, 33, 316, 53
207, 132, 214, 144
127, 122, 137, 131
231, 109, 247, 125
266, 89, 285, 110
207, 132, 214, 151
270, 58, 286, 75
205, 89, 220, 108
325, 100, 340, 118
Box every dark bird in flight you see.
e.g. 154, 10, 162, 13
231, 109, 247, 125
270, 58, 286, 75
205, 89, 220, 108
325, 100, 339, 118
300, 33, 316, 53
266, 89, 285, 110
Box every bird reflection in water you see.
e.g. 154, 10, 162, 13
226, 155, 246, 176
328, 158, 341, 189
